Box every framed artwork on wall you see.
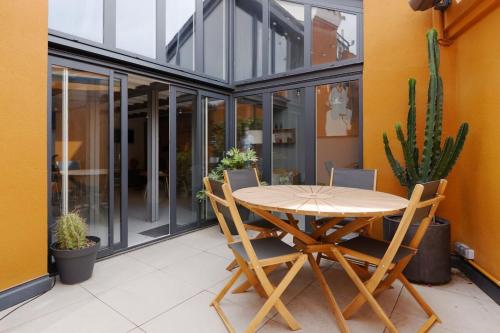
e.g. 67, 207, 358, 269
316, 81, 359, 137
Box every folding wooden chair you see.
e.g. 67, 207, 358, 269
224, 168, 295, 271
314, 168, 378, 264
204, 177, 307, 333
331, 180, 447, 333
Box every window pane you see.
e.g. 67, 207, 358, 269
269, 0, 304, 74
206, 98, 226, 174
272, 89, 306, 185
234, 0, 263, 81
236, 95, 264, 172
166, 0, 196, 71
49, 0, 103, 43
316, 81, 360, 185
51, 66, 110, 247
116, 0, 156, 58
203, 0, 227, 79
312, 8, 358, 65
113, 79, 121, 246
176, 91, 199, 227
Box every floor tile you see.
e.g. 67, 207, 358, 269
97, 270, 202, 326
388, 311, 459, 333
127, 237, 202, 269
80, 254, 156, 295
267, 264, 401, 333
0, 281, 92, 331
141, 291, 270, 333
176, 226, 227, 251
207, 261, 317, 319
392, 280, 500, 333
204, 242, 233, 260
161, 251, 232, 290
1, 297, 135, 333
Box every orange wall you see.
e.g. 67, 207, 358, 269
439, 7, 500, 279
0, 1, 48, 291
363, 1, 500, 279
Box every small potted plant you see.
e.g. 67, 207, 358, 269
50, 212, 100, 284
382, 29, 468, 284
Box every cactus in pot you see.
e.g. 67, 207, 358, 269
382, 29, 469, 285
51, 211, 100, 284
55, 212, 89, 250
383, 29, 469, 195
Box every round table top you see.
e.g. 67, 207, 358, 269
232, 185, 408, 217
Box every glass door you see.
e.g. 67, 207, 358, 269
126, 75, 170, 246
172, 87, 202, 232
50, 61, 118, 256
201, 92, 227, 221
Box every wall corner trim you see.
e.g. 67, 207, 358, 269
0, 275, 54, 312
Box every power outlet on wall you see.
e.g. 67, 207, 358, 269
455, 242, 475, 260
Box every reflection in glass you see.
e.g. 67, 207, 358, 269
206, 98, 226, 174
127, 75, 170, 246
204, 0, 227, 79
272, 89, 306, 185
312, 8, 357, 65
176, 91, 199, 227
49, 0, 103, 43
116, 0, 156, 58
234, 0, 263, 81
269, 0, 304, 74
316, 81, 360, 185
51, 66, 110, 247
158, 89, 170, 228
113, 79, 121, 246
236, 95, 264, 172
205, 97, 226, 221
166, 0, 196, 71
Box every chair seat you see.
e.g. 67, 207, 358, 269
229, 237, 299, 262
338, 236, 416, 263
245, 219, 278, 230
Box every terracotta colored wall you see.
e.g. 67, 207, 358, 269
0, 1, 48, 291
363, 1, 500, 279
439, 7, 500, 279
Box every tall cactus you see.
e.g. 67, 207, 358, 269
383, 29, 469, 194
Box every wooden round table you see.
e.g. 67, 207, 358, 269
231, 185, 408, 333
232, 185, 408, 219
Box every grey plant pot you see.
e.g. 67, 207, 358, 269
383, 216, 451, 285
51, 236, 100, 284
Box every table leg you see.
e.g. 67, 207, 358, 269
307, 253, 350, 333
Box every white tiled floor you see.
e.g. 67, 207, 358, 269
1, 225, 498, 333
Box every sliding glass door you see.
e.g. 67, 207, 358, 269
50, 58, 228, 254
126, 75, 170, 246
50, 61, 119, 254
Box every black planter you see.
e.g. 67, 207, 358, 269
383, 216, 451, 285
51, 236, 100, 284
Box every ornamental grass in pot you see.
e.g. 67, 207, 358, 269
382, 29, 469, 285
50, 212, 100, 284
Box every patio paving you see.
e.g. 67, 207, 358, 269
1, 225, 498, 332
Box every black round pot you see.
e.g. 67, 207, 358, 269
383, 216, 451, 285
51, 236, 100, 284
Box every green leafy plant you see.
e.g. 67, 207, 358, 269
55, 212, 89, 250
196, 147, 259, 200
383, 29, 469, 195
